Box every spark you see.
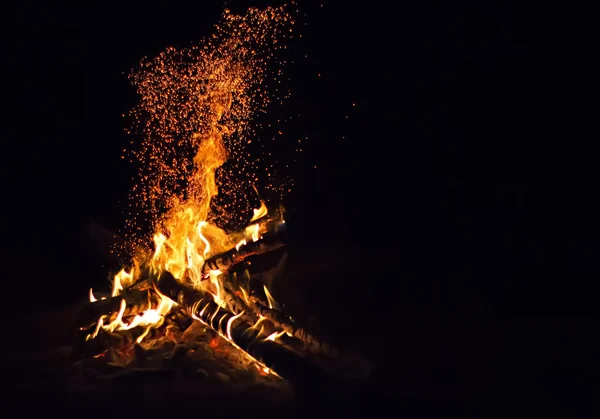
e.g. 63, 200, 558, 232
123, 5, 295, 255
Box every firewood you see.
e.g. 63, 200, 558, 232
201, 226, 286, 275
214, 275, 347, 360
219, 266, 343, 361
76, 289, 160, 329
222, 266, 277, 309
156, 270, 327, 387
243, 250, 288, 295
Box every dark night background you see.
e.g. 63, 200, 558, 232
3, 0, 596, 411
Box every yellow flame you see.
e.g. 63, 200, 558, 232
245, 223, 261, 242
124, 5, 294, 257
105, 299, 127, 332
197, 221, 211, 257
126, 5, 292, 322
239, 286, 251, 305
86, 296, 174, 342
85, 5, 294, 355
89, 288, 97, 303
87, 316, 105, 341
85, 266, 175, 343
136, 326, 153, 343
250, 200, 268, 222
210, 306, 221, 324
263, 285, 278, 310
226, 311, 244, 340
248, 315, 267, 332
235, 238, 247, 251
199, 302, 210, 318
265, 330, 286, 342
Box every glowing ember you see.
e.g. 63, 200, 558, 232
123, 4, 295, 254
124, 3, 295, 302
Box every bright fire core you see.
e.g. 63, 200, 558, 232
87, 3, 296, 354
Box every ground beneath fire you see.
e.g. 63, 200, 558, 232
0, 247, 595, 415
2, 302, 297, 417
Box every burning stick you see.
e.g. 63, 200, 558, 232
201, 223, 286, 275
238, 294, 340, 360
215, 276, 341, 363
77, 289, 159, 330
222, 268, 274, 309
217, 288, 309, 357
156, 270, 327, 386
218, 248, 291, 311
220, 255, 343, 360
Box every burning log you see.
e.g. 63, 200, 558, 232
216, 259, 342, 362
246, 299, 340, 360
77, 289, 159, 329
216, 280, 340, 362
221, 268, 273, 309
218, 290, 308, 357
156, 270, 327, 386
201, 224, 286, 275
220, 258, 343, 360
218, 249, 289, 311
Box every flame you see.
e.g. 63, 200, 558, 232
239, 286, 251, 305
197, 221, 211, 258
235, 238, 247, 251
226, 311, 244, 340
124, 4, 294, 255
250, 200, 268, 222
255, 363, 275, 377
122, 5, 291, 327
248, 315, 267, 333
112, 267, 135, 297
86, 268, 174, 342
265, 330, 286, 342
263, 285, 279, 310
208, 270, 226, 307
86, 5, 295, 355
88, 271, 131, 305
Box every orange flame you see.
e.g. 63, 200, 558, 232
87, 5, 294, 353
250, 200, 268, 222
87, 268, 174, 342
263, 285, 279, 310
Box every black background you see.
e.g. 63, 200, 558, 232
4, 0, 596, 408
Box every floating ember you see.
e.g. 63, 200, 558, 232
73, 1, 370, 396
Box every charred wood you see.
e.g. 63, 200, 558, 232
221, 260, 342, 360
76, 289, 159, 330
222, 268, 273, 308
249, 299, 341, 360
201, 225, 286, 275
156, 270, 327, 387
217, 284, 339, 360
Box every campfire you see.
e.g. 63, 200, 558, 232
70, 2, 370, 399
77, 209, 346, 384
